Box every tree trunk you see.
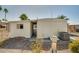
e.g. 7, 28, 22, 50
5, 12, 6, 21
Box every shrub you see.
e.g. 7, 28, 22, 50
30, 39, 42, 53
69, 40, 79, 53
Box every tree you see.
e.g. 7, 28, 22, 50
0, 6, 2, 22
2, 18, 7, 21
0, 6, 2, 11
57, 15, 69, 20
19, 13, 28, 20
3, 8, 8, 21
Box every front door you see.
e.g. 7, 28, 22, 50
32, 21, 37, 38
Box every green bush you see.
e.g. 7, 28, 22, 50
69, 40, 79, 53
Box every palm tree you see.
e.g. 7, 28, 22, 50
19, 13, 28, 20
2, 18, 7, 21
0, 6, 2, 21
3, 8, 8, 21
0, 6, 2, 11
57, 15, 69, 20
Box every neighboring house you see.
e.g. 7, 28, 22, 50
0, 18, 68, 39
75, 25, 79, 32
68, 25, 76, 33
0, 22, 9, 42
68, 25, 79, 33
0, 22, 7, 30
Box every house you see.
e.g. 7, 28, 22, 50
0, 22, 7, 30
74, 25, 79, 32
68, 25, 76, 33
0, 22, 9, 42
0, 18, 68, 39
68, 25, 79, 33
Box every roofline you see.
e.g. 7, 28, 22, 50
69, 24, 79, 26
8, 20, 31, 23
36, 18, 66, 22
0, 18, 67, 23
0, 21, 8, 24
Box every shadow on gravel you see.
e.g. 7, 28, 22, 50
0, 37, 51, 51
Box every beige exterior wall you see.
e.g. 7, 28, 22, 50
8, 21, 32, 38
37, 19, 67, 38
0, 29, 9, 42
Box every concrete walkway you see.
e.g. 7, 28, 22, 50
57, 49, 71, 53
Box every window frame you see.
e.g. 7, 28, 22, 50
17, 24, 24, 29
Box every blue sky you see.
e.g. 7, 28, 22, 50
0, 5, 79, 24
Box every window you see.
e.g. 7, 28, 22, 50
17, 24, 23, 29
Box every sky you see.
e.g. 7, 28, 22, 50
0, 5, 79, 24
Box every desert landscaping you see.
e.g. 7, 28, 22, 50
0, 5, 79, 53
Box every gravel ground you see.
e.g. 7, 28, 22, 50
0, 37, 51, 51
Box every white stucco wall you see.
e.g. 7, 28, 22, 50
8, 21, 32, 38
37, 19, 67, 38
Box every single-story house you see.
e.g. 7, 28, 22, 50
0, 18, 68, 39
74, 25, 79, 32
68, 25, 76, 32
68, 25, 79, 33
0, 22, 9, 42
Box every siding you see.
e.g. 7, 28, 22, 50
37, 19, 67, 38
8, 21, 32, 38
